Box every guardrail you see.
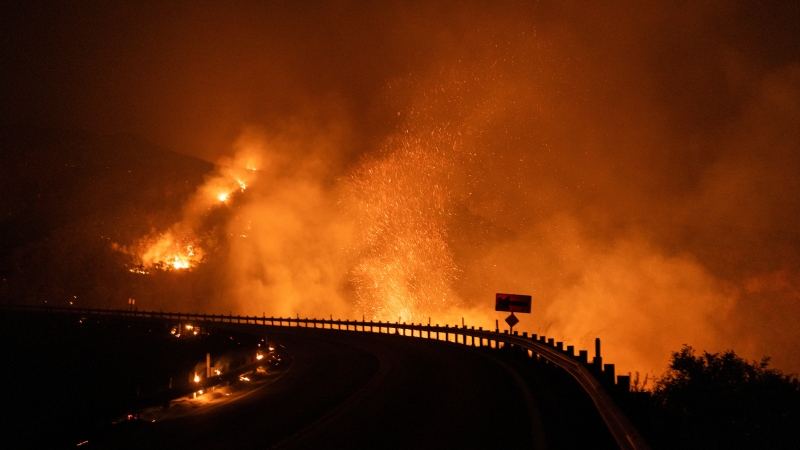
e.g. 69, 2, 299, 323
2, 304, 649, 450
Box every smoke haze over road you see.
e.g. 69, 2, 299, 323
2, 1, 799, 375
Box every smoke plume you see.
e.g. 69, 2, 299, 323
5, 1, 800, 375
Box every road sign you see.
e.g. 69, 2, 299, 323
495, 293, 531, 313
505, 312, 519, 328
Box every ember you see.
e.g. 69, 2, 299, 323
348, 127, 461, 322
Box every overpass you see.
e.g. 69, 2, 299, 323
3, 305, 650, 450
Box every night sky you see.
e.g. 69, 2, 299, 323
3, 1, 800, 375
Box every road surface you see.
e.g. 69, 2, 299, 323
82, 327, 616, 449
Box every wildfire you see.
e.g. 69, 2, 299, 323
171, 256, 190, 269
113, 231, 203, 272
113, 158, 257, 273
348, 127, 461, 322
121, 233, 204, 272
215, 178, 247, 203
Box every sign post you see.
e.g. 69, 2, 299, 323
495, 293, 531, 333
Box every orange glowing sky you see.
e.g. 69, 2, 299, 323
2, 1, 800, 375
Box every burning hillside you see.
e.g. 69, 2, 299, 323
0, 128, 220, 310
113, 160, 257, 274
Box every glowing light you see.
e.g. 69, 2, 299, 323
194, 373, 200, 383
114, 154, 259, 274
117, 233, 203, 272
214, 369, 221, 376
239, 375, 250, 382
348, 126, 460, 322
170, 256, 188, 269
256, 354, 264, 360
185, 325, 193, 330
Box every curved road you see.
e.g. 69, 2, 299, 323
88, 328, 616, 449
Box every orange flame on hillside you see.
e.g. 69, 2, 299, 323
114, 158, 258, 272
119, 231, 204, 271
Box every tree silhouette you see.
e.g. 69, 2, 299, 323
652, 345, 800, 449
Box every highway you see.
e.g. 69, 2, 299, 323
84, 327, 617, 449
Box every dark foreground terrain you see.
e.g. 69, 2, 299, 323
0, 311, 616, 449
0, 312, 266, 449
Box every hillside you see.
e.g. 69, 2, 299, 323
0, 125, 218, 309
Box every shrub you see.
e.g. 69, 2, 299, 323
651, 345, 800, 449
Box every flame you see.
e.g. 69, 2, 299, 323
113, 159, 256, 272
256, 354, 263, 360
171, 256, 190, 269
348, 128, 461, 322
202, 165, 256, 204
193, 373, 200, 383
118, 232, 204, 272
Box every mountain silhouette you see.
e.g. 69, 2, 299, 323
0, 124, 217, 309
